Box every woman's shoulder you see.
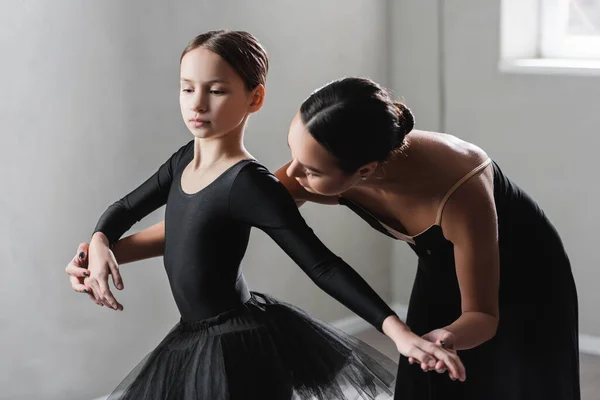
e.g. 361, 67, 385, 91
412, 130, 490, 170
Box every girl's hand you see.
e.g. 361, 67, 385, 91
65, 242, 104, 306
84, 234, 124, 311
409, 328, 458, 377
382, 316, 465, 382
395, 328, 465, 382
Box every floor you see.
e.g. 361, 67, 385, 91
354, 329, 600, 400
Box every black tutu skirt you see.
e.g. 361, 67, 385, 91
106, 292, 397, 400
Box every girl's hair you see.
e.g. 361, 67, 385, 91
180, 30, 268, 90
300, 77, 414, 173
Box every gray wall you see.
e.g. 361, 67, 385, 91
0, 1, 393, 399
388, 0, 441, 306
389, 0, 599, 338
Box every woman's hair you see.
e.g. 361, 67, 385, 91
299, 77, 414, 173
180, 30, 268, 90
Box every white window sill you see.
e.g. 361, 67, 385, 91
499, 58, 600, 77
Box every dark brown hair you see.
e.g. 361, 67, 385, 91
300, 77, 415, 173
180, 30, 268, 90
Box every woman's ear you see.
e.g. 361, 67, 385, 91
357, 161, 378, 179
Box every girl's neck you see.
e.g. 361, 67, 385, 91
190, 125, 252, 170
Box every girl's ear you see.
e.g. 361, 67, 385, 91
248, 84, 265, 113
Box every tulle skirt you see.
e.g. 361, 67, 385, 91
106, 292, 397, 399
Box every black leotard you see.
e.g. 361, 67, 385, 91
94, 140, 395, 330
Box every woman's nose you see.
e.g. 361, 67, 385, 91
287, 159, 303, 178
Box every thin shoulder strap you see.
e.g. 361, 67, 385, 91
435, 158, 492, 224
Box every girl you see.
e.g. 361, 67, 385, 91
70, 31, 464, 400
71, 75, 580, 399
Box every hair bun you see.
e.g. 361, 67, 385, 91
393, 102, 415, 140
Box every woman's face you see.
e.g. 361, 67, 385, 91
286, 112, 364, 196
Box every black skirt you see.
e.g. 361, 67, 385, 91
107, 292, 397, 399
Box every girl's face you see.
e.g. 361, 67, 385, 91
286, 112, 364, 196
179, 46, 260, 139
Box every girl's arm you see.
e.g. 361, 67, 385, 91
74, 141, 193, 309
75, 159, 324, 268
89, 159, 328, 266
229, 164, 466, 381
92, 141, 192, 246
66, 221, 165, 308
110, 221, 166, 264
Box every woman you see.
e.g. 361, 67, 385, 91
68, 76, 579, 399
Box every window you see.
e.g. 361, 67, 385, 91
500, 0, 600, 74
541, 0, 600, 59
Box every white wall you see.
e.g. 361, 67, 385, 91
388, 0, 443, 305
0, 1, 393, 399
389, 0, 600, 337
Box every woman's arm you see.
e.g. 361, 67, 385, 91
229, 164, 466, 381
437, 165, 500, 350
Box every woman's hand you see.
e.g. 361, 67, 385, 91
382, 316, 466, 382
422, 328, 456, 350
408, 328, 458, 376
